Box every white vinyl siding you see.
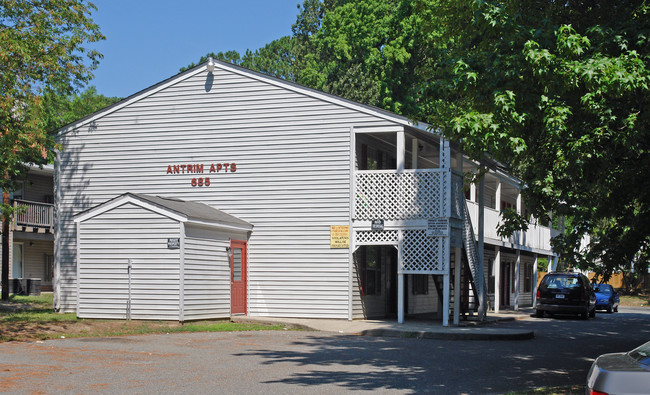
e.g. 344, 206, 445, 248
408, 275, 440, 315
57, 64, 400, 318
21, 240, 53, 287
183, 231, 231, 320
77, 203, 180, 320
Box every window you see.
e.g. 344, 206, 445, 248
413, 275, 428, 295
11, 181, 24, 201
359, 246, 382, 296
524, 263, 532, 293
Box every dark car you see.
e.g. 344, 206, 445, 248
594, 283, 620, 313
586, 340, 650, 395
536, 272, 596, 319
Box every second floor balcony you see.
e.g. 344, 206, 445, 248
12, 199, 54, 233
354, 169, 556, 253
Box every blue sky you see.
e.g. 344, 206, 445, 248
88, 1, 301, 98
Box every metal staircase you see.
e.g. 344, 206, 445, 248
460, 198, 487, 316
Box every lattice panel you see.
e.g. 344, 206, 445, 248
355, 230, 399, 245
401, 230, 446, 273
355, 171, 444, 220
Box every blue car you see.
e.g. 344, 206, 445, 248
594, 283, 619, 313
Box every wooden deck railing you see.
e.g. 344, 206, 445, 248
13, 199, 54, 230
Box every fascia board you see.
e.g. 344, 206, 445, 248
74, 194, 187, 223
185, 218, 253, 233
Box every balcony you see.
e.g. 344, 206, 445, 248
354, 169, 556, 253
466, 201, 558, 253
12, 199, 54, 233
354, 169, 448, 221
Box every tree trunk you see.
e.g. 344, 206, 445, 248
1, 192, 10, 301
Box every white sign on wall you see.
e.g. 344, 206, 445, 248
427, 217, 449, 237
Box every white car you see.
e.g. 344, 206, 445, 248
586, 340, 650, 395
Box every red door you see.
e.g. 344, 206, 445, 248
230, 240, 247, 315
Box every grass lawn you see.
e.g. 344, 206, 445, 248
619, 293, 650, 307
0, 294, 290, 342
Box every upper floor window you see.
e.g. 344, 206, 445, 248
10, 181, 24, 200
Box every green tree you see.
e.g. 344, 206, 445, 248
1, 0, 104, 300
292, 0, 442, 118
181, 37, 296, 81
41, 87, 121, 132
423, 0, 650, 280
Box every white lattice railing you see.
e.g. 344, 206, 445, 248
355, 170, 446, 221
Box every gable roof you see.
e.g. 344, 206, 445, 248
74, 193, 253, 232
56, 58, 431, 137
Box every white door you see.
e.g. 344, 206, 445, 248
12, 243, 23, 278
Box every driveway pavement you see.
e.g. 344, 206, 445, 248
1, 307, 648, 394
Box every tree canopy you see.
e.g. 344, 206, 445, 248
1, 0, 104, 300
424, 0, 650, 280
0, 0, 104, 200
186, 0, 650, 279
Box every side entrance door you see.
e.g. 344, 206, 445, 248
230, 240, 247, 315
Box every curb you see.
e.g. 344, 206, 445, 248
231, 316, 535, 341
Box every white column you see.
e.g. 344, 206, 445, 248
551, 254, 558, 272
453, 151, 463, 326
470, 183, 476, 202
453, 247, 461, 325
494, 246, 501, 313
443, 273, 450, 327
478, 175, 486, 320
397, 273, 404, 324
514, 250, 521, 310
397, 231, 404, 324
411, 137, 418, 169
532, 253, 538, 308
396, 130, 405, 172
495, 180, 502, 211
397, 130, 406, 324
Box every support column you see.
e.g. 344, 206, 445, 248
396, 130, 405, 324
532, 253, 538, 308
495, 180, 502, 211
397, 231, 404, 324
470, 183, 476, 202
453, 152, 463, 326
453, 247, 461, 325
396, 130, 405, 172
1, 192, 11, 301
397, 273, 404, 324
478, 176, 486, 320
551, 254, 558, 272
443, 273, 450, 327
494, 246, 501, 313
411, 138, 418, 169
514, 250, 521, 310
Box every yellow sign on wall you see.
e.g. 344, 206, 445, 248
330, 225, 350, 248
